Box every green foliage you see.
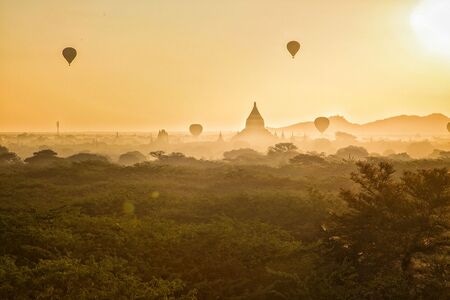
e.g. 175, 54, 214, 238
0, 256, 194, 299
0, 159, 448, 299
290, 153, 326, 165
323, 161, 450, 298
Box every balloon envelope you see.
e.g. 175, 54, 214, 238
287, 41, 300, 58
189, 124, 203, 137
62, 47, 77, 65
314, 117, 330, 133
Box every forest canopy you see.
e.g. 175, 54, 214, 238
0, 149, 448, 299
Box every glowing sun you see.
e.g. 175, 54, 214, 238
411, 0, 450, 58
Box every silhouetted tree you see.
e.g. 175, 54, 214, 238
0, 145, 8, 154
118, 151, 146, 166
335, 145, 369, 160
35, 149, 57, 156
150, 150, 168, 160
324, 162, 449, 298
24, 149, 62, 165
267, 143, 299, 165
0, 152, 20, 165
0, 146, 20, 165
267, 143, 298, 155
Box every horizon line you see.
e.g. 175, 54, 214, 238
1, 112, 448, 133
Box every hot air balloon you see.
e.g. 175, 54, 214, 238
314, 117, 329, 134
447, 122, 450, 132
189, 124, 203, 137
62, 47, 77, 65
287, 41, 300, 58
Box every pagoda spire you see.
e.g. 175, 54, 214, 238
217, 131, 224, 142
246, 101, 265, 129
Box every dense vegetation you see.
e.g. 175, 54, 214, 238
0, 147, 449, 299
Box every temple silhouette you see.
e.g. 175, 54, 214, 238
233, 102, 276, 143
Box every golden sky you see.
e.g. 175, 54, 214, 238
1, 0, 449, 132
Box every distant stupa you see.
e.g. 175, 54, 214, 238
232, 102, 275, 143
217, 131, 224, 142
156, 129, 169, 144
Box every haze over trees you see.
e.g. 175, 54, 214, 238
0, 105, 448, 300
0, 141, 448, 299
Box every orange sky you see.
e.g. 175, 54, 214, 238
0, 0, 449, 132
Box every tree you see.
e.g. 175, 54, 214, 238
223, 148, 264, 163
289, 153, 325, 165
151, 152, 193, 163
167, 152, 186, 159
0, 145, 8, 155
0, 152, 20, 165
24, 149, 62, 165
324, 162, 449, 298
118, 151, 146, 166
33, 149, 57, 157
267, 143, 299, 166
267, 143, 298, 155
0, 256, 196, 299
0, 146, 20, 165
150, 150, 168, 160
66, 153, 110, 163
335, 145, 369, 160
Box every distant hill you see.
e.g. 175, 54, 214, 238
273, 113, 450, 137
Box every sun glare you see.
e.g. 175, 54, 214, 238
411, 0, 450, 58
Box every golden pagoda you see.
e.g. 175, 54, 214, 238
232, 102, 275, 143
